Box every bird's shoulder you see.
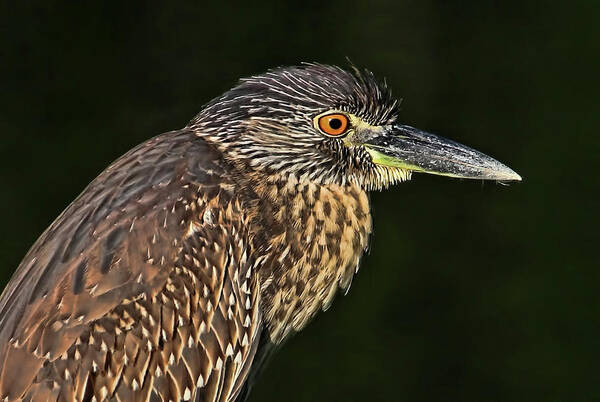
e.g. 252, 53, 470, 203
0, 129, 261, 400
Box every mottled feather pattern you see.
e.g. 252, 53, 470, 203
246, 174, 372, 342
0, 130, 261, 401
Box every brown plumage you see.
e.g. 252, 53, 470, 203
0, 64, 520, 402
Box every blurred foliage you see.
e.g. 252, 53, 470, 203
0, 1, 598, 401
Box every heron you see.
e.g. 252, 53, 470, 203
0, 64, 520, 401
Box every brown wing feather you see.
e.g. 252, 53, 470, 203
0, 129, 262, 401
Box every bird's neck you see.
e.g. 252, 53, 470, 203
240, 171, 372, 343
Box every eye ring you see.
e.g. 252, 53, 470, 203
316, 113, 350, 137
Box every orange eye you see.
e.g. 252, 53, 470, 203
317, 113, 349, 137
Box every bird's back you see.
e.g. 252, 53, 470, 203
0, 129, 263, 401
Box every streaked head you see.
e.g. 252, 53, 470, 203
190, 64, 521, 189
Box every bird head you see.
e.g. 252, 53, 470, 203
190, 64, 521, 189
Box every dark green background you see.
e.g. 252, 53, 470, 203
1, 2, 598, 401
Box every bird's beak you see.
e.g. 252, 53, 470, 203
363, 124, 521, 181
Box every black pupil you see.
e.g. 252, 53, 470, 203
329, 118, 342, 130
